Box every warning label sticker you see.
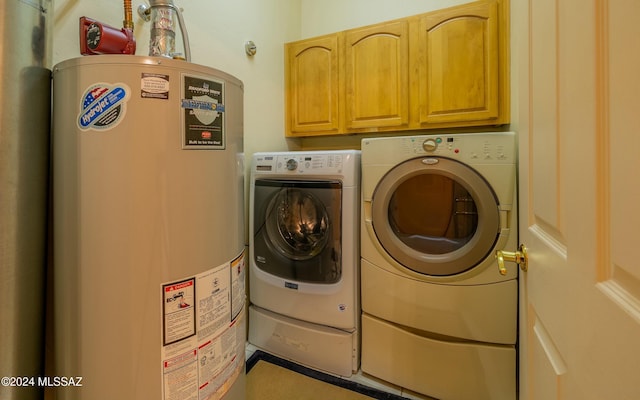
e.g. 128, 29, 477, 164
160, 251, 246, 400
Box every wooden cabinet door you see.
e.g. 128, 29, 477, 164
285, 34, 339, 136
417, 0, 501, 125
344, 21, 410, 130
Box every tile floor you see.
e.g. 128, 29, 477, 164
245, 343, 434, 400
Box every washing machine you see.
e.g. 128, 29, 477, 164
360, 132, 517, 400
248, 150, 360, 377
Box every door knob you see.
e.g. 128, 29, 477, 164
495, 244, 528, 275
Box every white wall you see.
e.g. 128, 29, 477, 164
300, 0, 470, 38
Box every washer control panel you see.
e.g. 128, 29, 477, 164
254, 152, 348, 174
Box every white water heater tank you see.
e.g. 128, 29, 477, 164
52, 56, 246, 400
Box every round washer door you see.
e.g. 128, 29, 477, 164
252, 179, 343, 284
371, 157, 500, 276
265, 188, 330, 261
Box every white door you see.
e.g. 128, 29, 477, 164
515, 0, 640, 399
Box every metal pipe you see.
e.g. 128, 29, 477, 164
123, 0, 134, 30
148, 0, 191, 61
0, 1, 51, 399
171, 2, 191, 61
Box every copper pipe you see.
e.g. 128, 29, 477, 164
123, 0, 134, 30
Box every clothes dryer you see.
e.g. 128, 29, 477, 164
360, 132, 517, 400
249, 150, 360, 377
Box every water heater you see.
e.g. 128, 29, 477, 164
52, 56, 245, 400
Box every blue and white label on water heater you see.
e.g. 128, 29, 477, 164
77, 83, 131, 131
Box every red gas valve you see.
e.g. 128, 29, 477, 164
79, 16, 136, 56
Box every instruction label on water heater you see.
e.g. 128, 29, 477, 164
160, 251, 246, 400
181, 74, 225, 150
141, 73, 170, 99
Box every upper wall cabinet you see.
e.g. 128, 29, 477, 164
344, 20, 410, 131
284, 0, 509, 137
415, 0, 505, 127
285, 34, 340, 135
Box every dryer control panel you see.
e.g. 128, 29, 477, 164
379, 132, 515, 165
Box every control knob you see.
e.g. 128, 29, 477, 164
286, 158, 298, 171
423, 139, 438, 152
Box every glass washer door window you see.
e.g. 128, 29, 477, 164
371, 157, 500, 276
266, 188, 330, 261
253, 179, 342, 284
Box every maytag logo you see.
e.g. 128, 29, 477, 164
284, 282, 298, 290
